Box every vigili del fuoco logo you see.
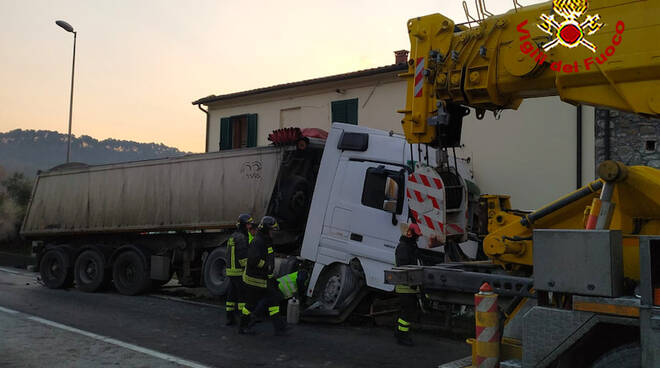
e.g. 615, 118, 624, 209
515, 0, 625, 73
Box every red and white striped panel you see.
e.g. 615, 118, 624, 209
446, 223, 464, 236
414, 57, 424, 98
407, 164, 446, 243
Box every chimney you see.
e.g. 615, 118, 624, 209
394, 50, 409, 64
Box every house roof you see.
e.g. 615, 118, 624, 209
192, 62, 408, 106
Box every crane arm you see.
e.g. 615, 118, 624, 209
401, 0, 660, 146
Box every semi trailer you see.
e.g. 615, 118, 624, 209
22, 123, 476, 319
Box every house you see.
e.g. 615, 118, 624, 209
193, 51, 601, 210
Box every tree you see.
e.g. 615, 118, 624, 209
2, 172, 32, 208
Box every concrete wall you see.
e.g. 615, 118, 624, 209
204, 79, 595, 210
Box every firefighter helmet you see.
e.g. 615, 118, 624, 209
258, 216, 280, 231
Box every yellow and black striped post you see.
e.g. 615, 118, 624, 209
474, 282, 499, 368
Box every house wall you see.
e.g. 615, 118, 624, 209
206, 74, 406, 151
203, 79, 595, 210
460, 97, 595, 210
595, 108, 660, 167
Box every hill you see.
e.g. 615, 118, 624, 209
0, 129, 188, 176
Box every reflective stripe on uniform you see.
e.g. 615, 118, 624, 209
397, 318, 411, 332
267, 247, 273, 254
242, 273, 267, 288
395, 284, 419, 294
248, 233, 254, 243
238, 302, 245, 312
277, 272, 298, 299
226, 301, 235, 312
226, 268, 243, 276
242, 307, 251, 315
257, 260, 265, 268
226, 238, 244, 276
268, 306, 280, 316
238, 258, 247, 267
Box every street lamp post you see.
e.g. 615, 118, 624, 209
56, 20, 76, 163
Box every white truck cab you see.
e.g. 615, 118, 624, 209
299, 123, 473, 315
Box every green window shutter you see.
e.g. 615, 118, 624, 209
346, 99, 358, 124
247, 114, 258, 147
220, 117, 232, 150
332, 100, 347, 123
331, 98, 358, 125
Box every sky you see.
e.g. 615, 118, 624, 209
0, 0, 544, 152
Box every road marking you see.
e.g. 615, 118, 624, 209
0, 306, 212, 368
149, 294, 222, 310
0, 267, 22, 275
0, 305, 20, 314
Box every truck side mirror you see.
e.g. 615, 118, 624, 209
383, 177, 399, 214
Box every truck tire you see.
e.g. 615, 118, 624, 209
591, 343, 641, 368
313, 263, 361, 312
74, 249, 109, 293
112, 251, 151, 296
203, 247, 230, 296
39, 248, 73, 289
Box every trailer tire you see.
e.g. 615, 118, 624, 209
112, 251, 151, 296
203, 247, 230, 296
39, 248, 73, 289
590, 343, 640, 368
74, 249, 109, 293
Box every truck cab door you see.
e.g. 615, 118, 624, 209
326, 159, 407, 265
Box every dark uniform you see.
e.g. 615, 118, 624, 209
240, 217, 287, 335
394, 234, 420, 346
224, 229, 249, 325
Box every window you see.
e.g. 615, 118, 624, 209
646, 140, 656, 152
361, 166, 403, 213
331, 98, 358, 125
220, 114, 257, 150
280, 107, 301, 128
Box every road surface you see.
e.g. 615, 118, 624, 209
0, 266, 469, 367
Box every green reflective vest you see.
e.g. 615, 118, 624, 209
277, 271, 298, 299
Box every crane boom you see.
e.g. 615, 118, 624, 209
401, 0, 660, 146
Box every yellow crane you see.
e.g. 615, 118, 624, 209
387, 1, 660, 366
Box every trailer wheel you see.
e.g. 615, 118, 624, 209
39, 248, 73, 289
591, 343, 640, 368
74, 249, 109, 292
203, 247, 230, 296
313, 263, 362, 312
112, 251, 151, 296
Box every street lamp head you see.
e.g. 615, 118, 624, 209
55, 20, 75, 33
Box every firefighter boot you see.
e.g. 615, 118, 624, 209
273, 316, 291, 336
395, 330, 414, 346
238, 314, 255, 335
225, 310, 237, 326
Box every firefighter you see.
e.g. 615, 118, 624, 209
394, 222, 422, 346
239, 216, 288, 335
224, 214, 254, 326
248, 220, 257, 244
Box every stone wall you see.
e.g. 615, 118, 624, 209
595, 108, 660, 168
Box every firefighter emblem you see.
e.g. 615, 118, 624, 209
537, 0, 604, 52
